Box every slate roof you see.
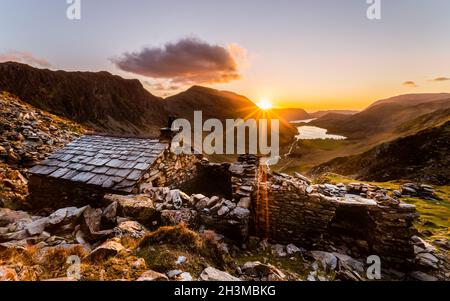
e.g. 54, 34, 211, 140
29, 135, 168, 193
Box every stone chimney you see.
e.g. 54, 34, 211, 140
160, 116, 179, 142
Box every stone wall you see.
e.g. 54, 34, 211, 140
254, 169, 419, 268
28, 175, 107, 210
139, 150, 199, 190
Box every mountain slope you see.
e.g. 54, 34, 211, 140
367, 93, 450, 109
310, 95, 450, 140
164, 86, 257, 121
0, 62, 166, 136
310, 120, 450, 185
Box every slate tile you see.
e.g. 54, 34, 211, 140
61, 170, 81, 180
88, 158, 110, 166
134, 162, 151, 171
113, 179, 136, 191
58, 161, 71, 168
79, 165, 95, 172
92, 166, 109, 174
106, 159, 127, 168
119, 161, 137, 169
45, 160, 62, 167
49, 168, 71, 179
87, 174, 111, 186
66, 163, 84, 171
127, 170, 144, 181
29, 165, 59, 176
71, 172, 96, 183
101, 177, 123, 189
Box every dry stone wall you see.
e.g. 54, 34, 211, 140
254, 168, 419, 268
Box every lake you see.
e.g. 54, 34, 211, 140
291, 119, 347, 140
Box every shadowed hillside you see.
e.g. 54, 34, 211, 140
0, 62, 167, 136
310, 121, 450, 185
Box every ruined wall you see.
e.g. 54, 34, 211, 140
256, 174, 339, 249
254, 170, 419, 268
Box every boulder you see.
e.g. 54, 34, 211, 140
0, 209, 31, 227
102, 202, 118, 226
88, 240, 125, 261
271, 244, 287, 257
137, 270, 169, 281
241, 261, 286, 281
195, 198, 210, 211
409, 271, 438, 282
105, 194, 156, 224
81, 207, 114, 242
114, 221, 147, 239
167, 269, 183, 279
416, 253, 439, 269
286, 244, 303, 255
332, 253, 365, 273
229, 207, 250, 220
311, 251, 338, 270
200, 267, 241, 281
237, 197, 251, 209
178, 272, 193, 281
25, 217, 49, 236
191, 194, 207, 206
217, 206, 230, 217
206, 196, 220, 208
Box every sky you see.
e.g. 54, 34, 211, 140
1, 0, 450, 111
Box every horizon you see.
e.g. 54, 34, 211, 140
1, 0, 450, 111
1, 60, 450, 113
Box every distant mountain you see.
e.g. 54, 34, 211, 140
164, 86, 298, 145
309, 110, 358, 119
164, 86, 257, 121
367, 93, 450, 109
310, 94, 450, 140
0, 62, 166, 136
272, 108, 310, 122
310, 120, 450, 185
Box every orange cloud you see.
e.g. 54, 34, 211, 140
402, 81, 417, 88
431, 77, 450, 82
111, 38, 246, 87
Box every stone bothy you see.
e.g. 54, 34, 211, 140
28, 137, 419, 268
28, 135, 197, 209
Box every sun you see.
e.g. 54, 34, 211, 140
256, 99, 273, 111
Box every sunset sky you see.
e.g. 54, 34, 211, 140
1, 0, 450, 111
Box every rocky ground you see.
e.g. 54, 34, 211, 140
0, 92, 449, 281
0, 92, 84, 209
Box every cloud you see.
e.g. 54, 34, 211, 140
431, 77, 450, 82
402, 81, 417, 88
111, 38, 246, 86
0, 51, 51, 67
